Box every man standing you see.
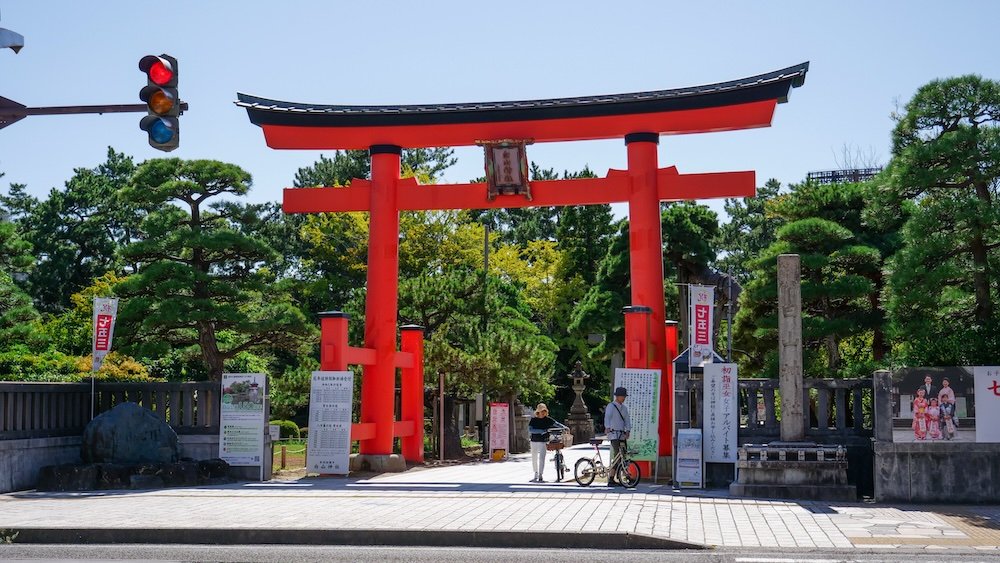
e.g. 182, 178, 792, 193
919, 375, 938, 405
604, 387, 631, 486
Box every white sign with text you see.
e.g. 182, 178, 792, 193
974, 366, 1000, 443
307, 371, 354, 474
703, 363, 738, 463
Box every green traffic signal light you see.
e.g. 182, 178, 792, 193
139, 54, 180, 151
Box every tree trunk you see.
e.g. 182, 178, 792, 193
970, 231, 994, 324
198, 321, 224, 381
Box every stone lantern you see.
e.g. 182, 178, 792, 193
565, 361, 595, 444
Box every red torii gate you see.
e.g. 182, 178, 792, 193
238, 62, 808, 470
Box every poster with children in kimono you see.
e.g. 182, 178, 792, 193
891, 367, 982, 443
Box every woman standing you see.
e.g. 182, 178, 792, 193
528, 403, 558, 483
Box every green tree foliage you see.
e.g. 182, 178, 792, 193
878, 75, 1000, 364
398, 268, 557, 404
115, 159, 315, 380
661, 202, 719, 343
0, 220, 33, 275
0, 270, 39, 350
2, 149, 141, 313
734, 182, 882, 377
716, 179, 784, 283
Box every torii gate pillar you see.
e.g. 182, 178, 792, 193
362, 145, 402, 456
623, 133, 672, 472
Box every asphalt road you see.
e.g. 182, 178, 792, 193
1, 545, 999, 562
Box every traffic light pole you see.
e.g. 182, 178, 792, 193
0, 99, 188, 130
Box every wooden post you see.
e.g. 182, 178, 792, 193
778, 254, 805, 442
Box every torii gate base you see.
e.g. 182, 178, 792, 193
318, 311, 425, 471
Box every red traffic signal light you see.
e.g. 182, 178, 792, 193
139, 54, 180, 151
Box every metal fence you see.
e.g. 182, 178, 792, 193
0, 381, 219, 440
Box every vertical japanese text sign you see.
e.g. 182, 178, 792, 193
973, 366, 1000, 443
307, 371, 354, 474
703, 363, 738, 462
489, 402, 509, 459
219, 373, 267, 466
613, 368, 661, 461
689, 285, 714, 366
91, 297, 119, 372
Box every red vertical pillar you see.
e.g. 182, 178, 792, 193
622, 306, 652, 368
400, 325, 425, 463
625, 133, 671, 454
662, 321, 679, 456
318, 311, 350, 371
362, 145, 402, 456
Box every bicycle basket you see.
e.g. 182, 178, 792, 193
546, 439, 564, 451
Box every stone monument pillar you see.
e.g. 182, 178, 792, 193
729, 253, 856, 501
778, 254, 805, 442
565, 361, 595, 444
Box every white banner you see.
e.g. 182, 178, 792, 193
612, 368, 661, 461
489, 402, 509, 460
689, 285, 715, 367
675, 428, 703, 488
91, 297, 119, 372
307, 371, 354, 474
973, 366, 1000, 443
220, 373, 267, 466
703, 363, 738, 462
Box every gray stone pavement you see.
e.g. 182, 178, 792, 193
0, 443, 998, 553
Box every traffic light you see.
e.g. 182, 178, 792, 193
138, 54, 179, 151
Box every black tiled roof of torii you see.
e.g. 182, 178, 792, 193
235, 62, 809, 117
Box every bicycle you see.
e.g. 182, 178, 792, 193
546, 428, 569, 482
573, 437, 641, 488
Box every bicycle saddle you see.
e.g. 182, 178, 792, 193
588, 438, 604, 446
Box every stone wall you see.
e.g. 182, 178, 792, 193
0, 434, 271, 492
874, 441, 1000, 503
0, 436, 83, 493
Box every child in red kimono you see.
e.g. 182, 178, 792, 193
912, 388, 928, 440
926, 398, 942, 440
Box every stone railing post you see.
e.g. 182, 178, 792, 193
873, 369, 893, 442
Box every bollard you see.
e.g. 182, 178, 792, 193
280, 445, 287, 469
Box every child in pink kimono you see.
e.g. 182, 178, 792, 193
926, 398, 942, 440
912, 388, 928, 440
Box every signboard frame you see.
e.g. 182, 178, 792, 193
307, 370, 355, 475
703, 363, 738, 463
612, 368, 661, 462
219, 372, 267, 468
489, 402, 509, 461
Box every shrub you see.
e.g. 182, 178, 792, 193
269, 419, 300, 439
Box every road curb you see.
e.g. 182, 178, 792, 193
9, 527, 707, 550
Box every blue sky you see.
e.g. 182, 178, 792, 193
1, 1, 998, 219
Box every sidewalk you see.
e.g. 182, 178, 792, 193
0, 444, 998, 553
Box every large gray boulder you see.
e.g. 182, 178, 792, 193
82, 402, 179, 464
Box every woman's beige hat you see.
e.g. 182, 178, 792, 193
535, 403, 548, 416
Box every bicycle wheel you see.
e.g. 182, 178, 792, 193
617, 460, 641, 488
574, 458, 596, 486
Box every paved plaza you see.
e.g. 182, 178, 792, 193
0, 444, 997, 553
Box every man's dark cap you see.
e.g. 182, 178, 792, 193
614, 386, 628, 397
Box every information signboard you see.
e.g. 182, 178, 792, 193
612, 368, 661, 461
307, 371, 354, 474
703, 363, 738, 463
219, 373, 267, 466
675, 428, 703, 488
489, 402, 509, 460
